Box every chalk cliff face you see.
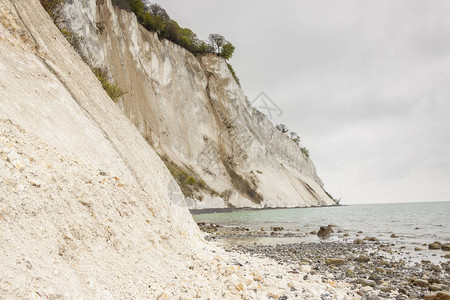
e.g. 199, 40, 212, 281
63, 0, 335, 208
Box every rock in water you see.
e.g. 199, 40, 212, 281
441, 243, 450, 251
317, 226, 333, 239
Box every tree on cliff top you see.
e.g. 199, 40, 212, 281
221, 42, 235, 60
144, 2, 170, 22
209, 34, 235, 60
209, 33, 226, 55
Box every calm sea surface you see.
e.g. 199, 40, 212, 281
193, 202, 450, 263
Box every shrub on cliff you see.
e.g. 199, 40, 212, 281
92, 68, 126, 102
224, 163, 263, 204
276, 124, 289, 134
227, 64, 240, 86
40, 0, 126, 103
162, 158, 216, 198
111, 0, 131, 10
40, 0, 65, 26
300, 147, 310, 158
221, 42, 235, 60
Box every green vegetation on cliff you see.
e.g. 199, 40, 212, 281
40, 0, 126, 102
127, 1, 235, 57
276, 124, 311, 159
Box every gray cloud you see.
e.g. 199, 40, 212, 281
158, 0, 450, 204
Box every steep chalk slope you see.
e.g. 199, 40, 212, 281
63, 0, 336, 208
0, 121, 357, 299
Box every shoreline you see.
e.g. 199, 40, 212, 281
198, 223, 450, 299
189, 203, 344, 215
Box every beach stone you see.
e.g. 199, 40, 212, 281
424, 295, 437, 300
375, 267, 386, 274
325, 258, 345, 266
353, 239, 364, 245
364, 236, 379, 242
317, 226, 333, 239
358, 279, 376, 287
390, 234, 399, 238
253, 274, 263, 282
430, 284, 448, 291
444, 254, 450, 259
300, 265, 311, 273
415, 247, 422, 251
355, 255, 370, 263
309, 231, 316, 235
380, 286, 394, 292
328, 224, 338, 228
271, 226, 283, 232
414, 279, 429, 287
436, 292, 450, 300
442, 243, 450, 251
429, 243, 441, 250
345, 269, 356, 278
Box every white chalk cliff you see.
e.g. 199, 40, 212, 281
0, 0, 359, 298
60, 0, 336, 209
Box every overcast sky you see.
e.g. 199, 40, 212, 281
157, 0, 450, 204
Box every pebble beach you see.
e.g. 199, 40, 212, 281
198, 222, 450, 299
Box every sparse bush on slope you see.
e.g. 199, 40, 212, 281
224, 162, 263, 204
161, 157, 218, 200
92, 68, 126, 102
227, 63, 240, 86
39, 0, 126, 102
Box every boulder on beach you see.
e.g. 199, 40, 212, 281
429, 243, 441, 250
325, 258, 345, 266
414, 279, 430, 287
429, 284, 449, 291
436, 292, 450, 300
364, 236, 379, 242
357, 278, 376, 287
355, 255, 370, 263
271, 226, 284, 232
317, 226, 333, 239
345, 268, 356, 278
441, 243, 450, 251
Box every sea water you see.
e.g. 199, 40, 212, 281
193, 201, 450, 263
